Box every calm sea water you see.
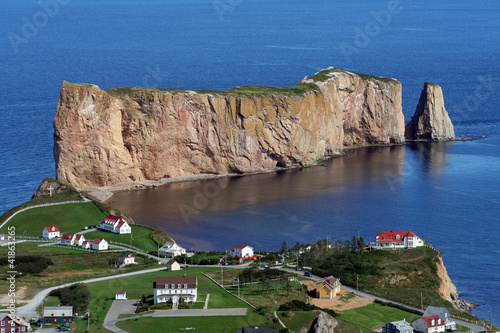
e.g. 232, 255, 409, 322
0, 0, 498, 324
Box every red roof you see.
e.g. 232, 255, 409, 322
421, 315, 444, 327
45, 226, 59, 232
376, 230, 420, 243
92, 238, 104, 244
116, 221, 126, 228
105, 215, 121, 222
74, 234, 84, 241
115, 291, 126, 295
231, 244, 249, 250
61, 234, 74, 241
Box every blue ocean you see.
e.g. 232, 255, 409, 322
1, 0, 499, 324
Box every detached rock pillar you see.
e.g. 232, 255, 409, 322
405, 82, 455, 141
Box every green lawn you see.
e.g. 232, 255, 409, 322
81, 268, 255, 332
0, 202, 106, 237
277, 310, 318, 332
116, 313, 268, 333
83, 225, 158, 252
339, 303, 421, 330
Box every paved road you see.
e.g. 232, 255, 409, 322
2, 266, 169, 320
278, 267, 486, 333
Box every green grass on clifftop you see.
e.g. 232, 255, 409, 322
0, 202, 106, 237
307, 67, 398, 84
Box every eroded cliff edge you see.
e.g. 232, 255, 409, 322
54, 67, 405, 188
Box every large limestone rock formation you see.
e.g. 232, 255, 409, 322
54, 67, 405, 188
405, 82, 455, 141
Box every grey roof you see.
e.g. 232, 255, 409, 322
44, 306, 73, 317
424, 306, 449, 319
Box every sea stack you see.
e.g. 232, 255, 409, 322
405, 82, 455, 141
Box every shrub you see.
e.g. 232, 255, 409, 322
49, 283, 91, 314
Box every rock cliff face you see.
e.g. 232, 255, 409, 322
54, 67, 405, 188
310, 311, 339, 333
405, 82, 455, 141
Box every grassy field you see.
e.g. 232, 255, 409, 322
0, 242, 158, 299
277, 310, 318, 332
79, 267, 259, 332
338, 302, 421, 331
0, 202, 106, 237
115, 313, 268, 333
83, 226, 158, 252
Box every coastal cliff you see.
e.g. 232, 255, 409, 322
54, 68, 405, 188
405, 82, 455, 141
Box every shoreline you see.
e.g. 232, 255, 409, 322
79, 138, 470, 203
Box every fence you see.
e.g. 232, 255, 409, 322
108, 241, 145, 253
0, 199, 88, 229
201, 272, 256, 309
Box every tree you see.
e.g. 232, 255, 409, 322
281, 241, 289, 254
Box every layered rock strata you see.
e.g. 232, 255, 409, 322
405, 82, 455, 141
54, 67, 405, 188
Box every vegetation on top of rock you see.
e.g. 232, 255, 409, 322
106, 83, 321, 98
278, 299, 337, 318
306, 67, 398, 84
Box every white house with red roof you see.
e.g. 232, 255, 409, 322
81, 241, 92, 249
92, 238, 109, 251
115, 291, 127, 300
100, 215, 131, 234
229, 245, 256, 260
60, 233, 75, 246
154, 276, 197, 304
412, 315, 446, 333
42, 226, 60, 239
74, 234, 86, 246
375, 230, 424, 249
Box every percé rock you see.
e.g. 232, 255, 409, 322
54, 67, 405, 188
405, 82, 455, 141
310, 311, 339, 333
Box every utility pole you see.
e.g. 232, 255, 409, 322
421, 292, 424, 311
237, 276, 240, 297
356, 274, 359, 295
221, 266, 223, 287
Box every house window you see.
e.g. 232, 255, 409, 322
171, 284, 175, 288
0, 321, 4, 326
10, 329, 14, 333
184, 284, 187, 288
1, 328, 4, 333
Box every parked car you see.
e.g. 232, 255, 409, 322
304, 271, 312, 277
82, 226, 88, 230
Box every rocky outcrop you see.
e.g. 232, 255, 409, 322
405, 82, 455, 141
436, 256, 478, 311
311, 311, 339, 333
31, 177, 72, 199
54, 67, 405, 188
